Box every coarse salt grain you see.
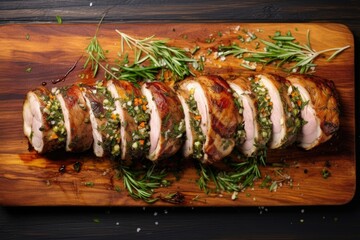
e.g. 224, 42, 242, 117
231, 191, 238, 200
136, 227, 141, 232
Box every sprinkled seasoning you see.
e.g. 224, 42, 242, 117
121, 93, 150, 157
231, 90, 246, 145
186, 88, 206, 159
249, 76, 272, 148
85, 80, 121, 158
43, 90, 67, 143
286, 84, 308, 137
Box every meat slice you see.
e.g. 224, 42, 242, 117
177, 75, 238, 164
256, 73, 302, 149
53, 85, 93, 152
176, 88, 197, 159
141, 82, 185, 161
107, 80, 150, 161
23, 87, 66, 153
228, 76, 270, 156
80, 81, 121, 158
286, 74, 340, 149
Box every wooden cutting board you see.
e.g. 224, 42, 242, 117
0, 23, 355, 206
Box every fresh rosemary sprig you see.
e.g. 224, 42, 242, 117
116, 30, 197, 80
118, 164, 169, 203
196, 153, 266, 195
109, 51, 161, 83
218, 29, 350, 73
84, 16, 107, 77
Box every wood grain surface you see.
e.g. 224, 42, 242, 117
0, 22, 355, 206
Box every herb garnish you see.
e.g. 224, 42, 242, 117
218, 30, 350, 73
84, 16, 107, 77
196, 153, 265, 194
117, 164, 169, 203
116, 30, 197, 81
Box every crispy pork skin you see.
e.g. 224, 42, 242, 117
23, 87, 66, 153
177, 75, 238, 163
53, 85, 93, 152
286, 74, 340, 149
141, 82, 185, 161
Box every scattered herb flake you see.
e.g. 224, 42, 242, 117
56, 16, 62, 24
85, 181, 94, 187
25, 67, 32, 73
73, 161, 82, 173
114, 185, 121, 192
322, 168, 331, 179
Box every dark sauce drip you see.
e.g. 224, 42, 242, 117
59, 164, 66, 174
51, 55, 83, 84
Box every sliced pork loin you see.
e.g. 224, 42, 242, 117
107, 80, 150, 162
177, 75, 238, 164
286, 74, 340, 150
23, 87, 66, 153
53, 85, 93, 152
80, 81, 121, 158
255, 73, 302, 149
228, 76, 270, 156
141, 82, 185, 161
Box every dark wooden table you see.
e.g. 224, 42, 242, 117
1, 0, 359, 239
